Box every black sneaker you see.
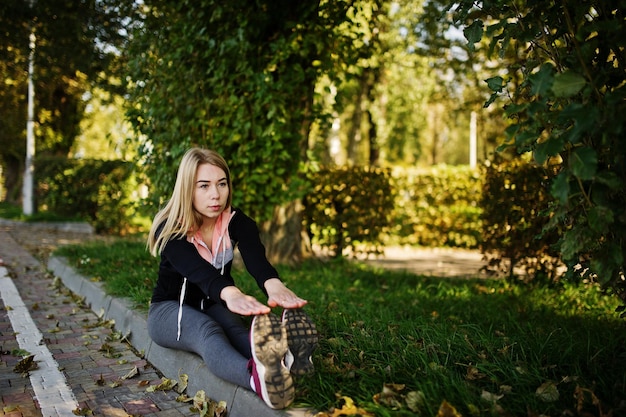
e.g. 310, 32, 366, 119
250, 313, 294, 409
282, 309, 319, 376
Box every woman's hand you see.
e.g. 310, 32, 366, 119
220, 286, 271, 315
265, 278, 308, 309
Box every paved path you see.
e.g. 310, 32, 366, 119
0, 223, 189, 417
357, 246, 488, 278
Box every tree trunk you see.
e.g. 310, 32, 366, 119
366, 68, 381, 166
346, 71, 369, 165
260, 199, 313, 265
428, 106, 440, 165
367, 108, 379, 166
1, 156, 23, 204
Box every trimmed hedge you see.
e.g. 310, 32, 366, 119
390, 165, 482, 249
35, 157, 139, 234
304, 165, 482, 257
480, 159, 562, 281
304, 166, 395, 257
305, 161, 565, 282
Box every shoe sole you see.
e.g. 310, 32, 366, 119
282, 309, 319, 376
250, 314, 295, 409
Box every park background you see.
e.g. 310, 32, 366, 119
1, 1, 625, 416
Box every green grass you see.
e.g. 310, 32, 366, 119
54, 240, 626, 417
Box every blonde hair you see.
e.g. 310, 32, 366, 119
147, 148, 233, 256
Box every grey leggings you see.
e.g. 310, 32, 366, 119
147, 300, 252, 389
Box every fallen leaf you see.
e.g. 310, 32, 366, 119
373, 383, 405, 409
13, 355, 37, 374
11, 348, 30, 357
98, 343, 121, 359
188, 390, 227, 417
176, 373, 188, 394
176, 394, 191, 403
3, 405, 20, 412
436, 400, 462, 417
574, 385, 603, 414
536, 381, 559, 402
466, 365, 486, 380
121, 366, 139, 380
96, 374, 106, 386
405, 390, 426, 412
327, 396, 375, 417
147, 377, 178, 392
215, 400, 227, 417
192, 390, 208, 410
467, 403, 480, 415
481, 390, 504, 403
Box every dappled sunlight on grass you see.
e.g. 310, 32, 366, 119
55, 242, 626, 416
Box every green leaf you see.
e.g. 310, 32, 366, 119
595, 171, 623, 190
557, 103, 598, 144
496, 141, 514, 153
569, 147, 597, 180
560, 228, 586, 260
463, 20, 484, 52
484, 91, 499, 108
529, 64, 554, 96
552, 71, 586, 97
534, 136, 564, 164
504, 102, 528, 117
514, 129, 539, 150
588, 206, 613, 234
550, 171, 570, 204
485, 76, 505, 93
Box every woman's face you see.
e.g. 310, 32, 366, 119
192, 163, 230, 221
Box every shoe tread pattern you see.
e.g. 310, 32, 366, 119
283, 309, 319, 376
252, 313, 295, 408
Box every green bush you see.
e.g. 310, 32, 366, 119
35, 157, 139, 234
390, 165, 482, 248
480, 158, 562, 281
304, 166, 395, 257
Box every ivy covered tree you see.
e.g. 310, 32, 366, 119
125, 0, 356, 261
453, 1, 626, 310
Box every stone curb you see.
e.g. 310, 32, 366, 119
47, 256, 313, 417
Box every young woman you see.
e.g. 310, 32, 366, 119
146, 148, 318, 409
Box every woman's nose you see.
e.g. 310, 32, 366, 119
208, 185, 220, 198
